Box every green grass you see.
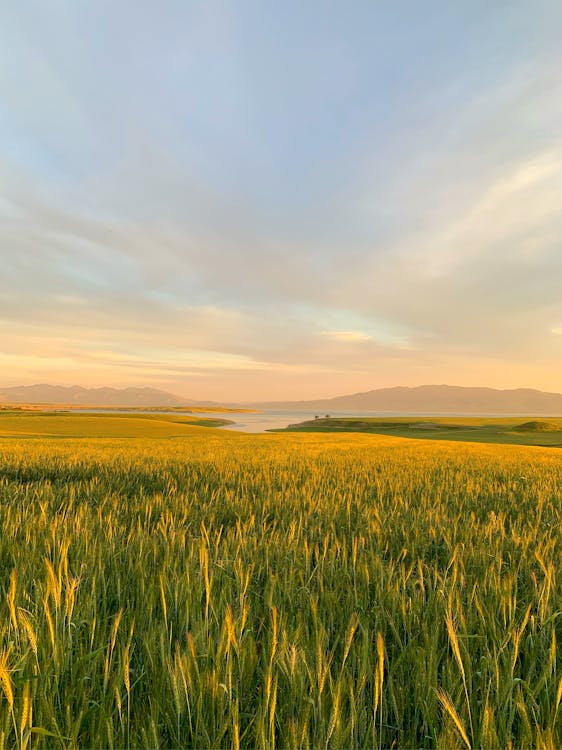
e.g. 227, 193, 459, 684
0, 404, 256, 414
0, 415, 561, 747
512, 421, 561, 433
0, 411, 233, 438
279, 415, 562, 447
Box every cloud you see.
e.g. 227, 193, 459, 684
322, 331, 371, 343
1, 2, 562, 398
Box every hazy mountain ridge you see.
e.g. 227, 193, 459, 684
0, 384, 191, 407
253, 385, 562, 415
4, 383, 562, 414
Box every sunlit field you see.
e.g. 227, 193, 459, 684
0, 414, 561, 748
281, 416, 562, 447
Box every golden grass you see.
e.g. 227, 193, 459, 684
0, 424, 560, 747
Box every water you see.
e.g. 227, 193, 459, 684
211, 410, 527, 433
214, 409, 426, 433
71, 407, 404, 433
194, 409, 323, 433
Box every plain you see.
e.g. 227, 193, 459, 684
0, 413, 561, 748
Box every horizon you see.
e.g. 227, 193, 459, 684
3, 381, 562, 406
2, 2, 561, 401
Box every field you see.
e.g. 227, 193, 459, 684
0, 405, 256, 414
0, 413, 562, 748
280, 416, 562, 448
0, 411, 234, 438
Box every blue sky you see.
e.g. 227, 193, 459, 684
1, 1, 561, 400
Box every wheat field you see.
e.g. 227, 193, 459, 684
0, 421, 561, 748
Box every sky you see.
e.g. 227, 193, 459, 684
1, 1, 562, 402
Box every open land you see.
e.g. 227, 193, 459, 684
279, 416, 562, 448
0, 404, 256, 414
0, 411, 561, 747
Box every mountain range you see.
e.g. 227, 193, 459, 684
0, 384, 190, 407
3, 383, 562, 415
252, 385, 562, 415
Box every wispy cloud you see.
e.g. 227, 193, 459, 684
1, 2, 561, 399
322, 331, 371, 343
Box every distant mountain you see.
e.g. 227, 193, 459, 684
253, 385, 562, 415
6, 383, 562, 414
0, 384, 191, 407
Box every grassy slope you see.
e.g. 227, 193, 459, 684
279, 415, 562, 447
0, 404, 257, 413
0, 411, 233, 438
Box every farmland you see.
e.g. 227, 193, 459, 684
0, 413, 561, 748
280, 416, 562, 448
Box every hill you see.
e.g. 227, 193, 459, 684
254, 385, 562, 415
0, 384, 191, 407
511, 420, 561, 432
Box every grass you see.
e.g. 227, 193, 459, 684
0, 413, 561, 747
279, 415, 562, 447
513, 421, 561, 433
0, 404, 257, 414
0, 411, 233, 438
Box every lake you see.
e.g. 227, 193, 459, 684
191, 409, 409, 433
74, 408, 408, 433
